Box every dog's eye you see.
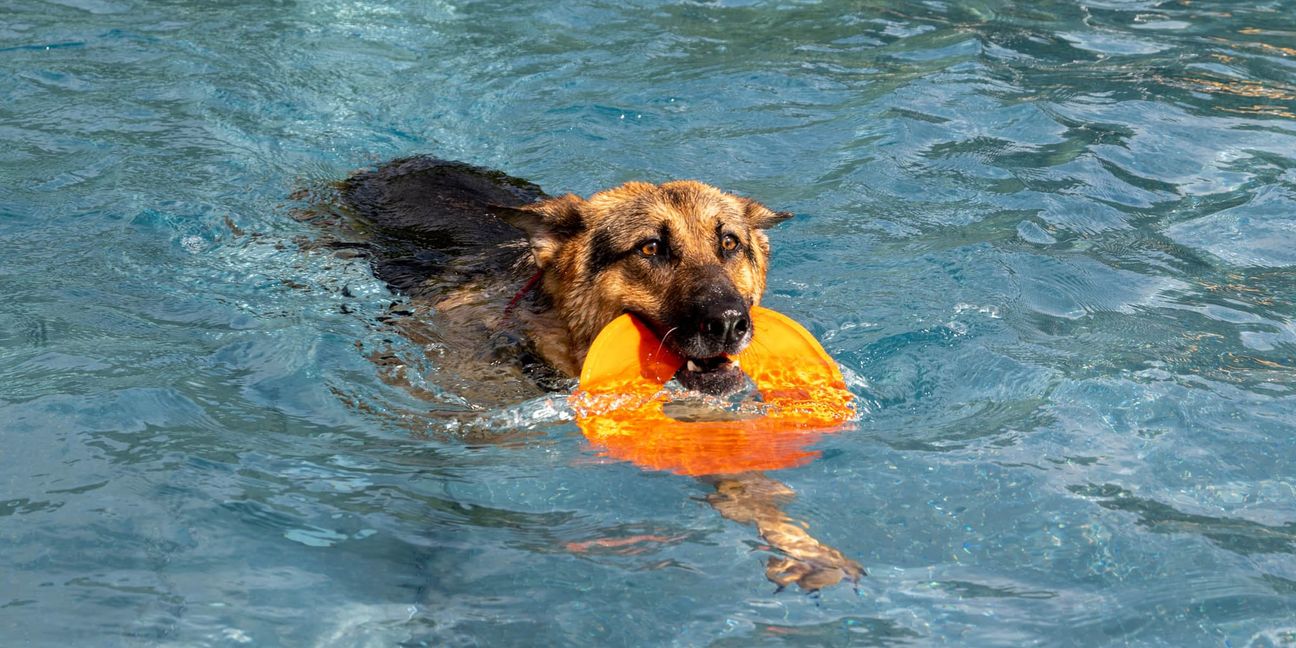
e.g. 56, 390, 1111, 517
639, 240, 660, 257
720, 234, 740, 253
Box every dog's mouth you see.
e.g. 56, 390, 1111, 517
675, 354, 747, 396
684, 355, 737, 374
629, 310, 753, 396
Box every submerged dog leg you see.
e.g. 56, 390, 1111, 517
705, 472, 864, 592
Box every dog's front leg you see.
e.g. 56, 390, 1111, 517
705, 472, 865, 592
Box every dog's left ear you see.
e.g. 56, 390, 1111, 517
742, 199, 793, 230
492, 194, 586, 268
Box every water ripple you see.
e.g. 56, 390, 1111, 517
3, 0, 1296, 644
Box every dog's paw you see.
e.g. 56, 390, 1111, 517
765, 555, 862, 592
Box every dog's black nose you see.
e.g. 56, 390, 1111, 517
700, 307, 751, 347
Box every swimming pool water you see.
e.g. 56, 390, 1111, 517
2, 0, 1294, 645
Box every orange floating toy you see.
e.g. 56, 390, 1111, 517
571, 306, 854, 476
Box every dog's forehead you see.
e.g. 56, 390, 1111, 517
592, 182, 744, 240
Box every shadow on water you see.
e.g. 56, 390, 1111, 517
710, 615, 925, 648
1072, 483, 1296, 557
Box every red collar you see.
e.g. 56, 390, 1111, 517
503, 270, 543, 320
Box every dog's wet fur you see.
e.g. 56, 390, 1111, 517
307, 156, 862, 590
335, 156, 789, 398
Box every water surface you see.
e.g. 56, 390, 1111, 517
2, 0, 1295, 645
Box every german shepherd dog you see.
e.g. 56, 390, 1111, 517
317, 156, 862, 590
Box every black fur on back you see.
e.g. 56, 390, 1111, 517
337, 156, 545, 298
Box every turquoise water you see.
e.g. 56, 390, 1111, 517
3, 0, 1295, 644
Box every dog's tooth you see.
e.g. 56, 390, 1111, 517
731, 358, 740, 369
687, 360, 700, 372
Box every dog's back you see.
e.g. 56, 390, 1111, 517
315, 156, 568, 406
339, 156, 543, 299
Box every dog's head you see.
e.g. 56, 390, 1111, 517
499, 180, 791, 395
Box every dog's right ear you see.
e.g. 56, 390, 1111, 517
742, 199, 793, 230
491, 194, 586, 269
